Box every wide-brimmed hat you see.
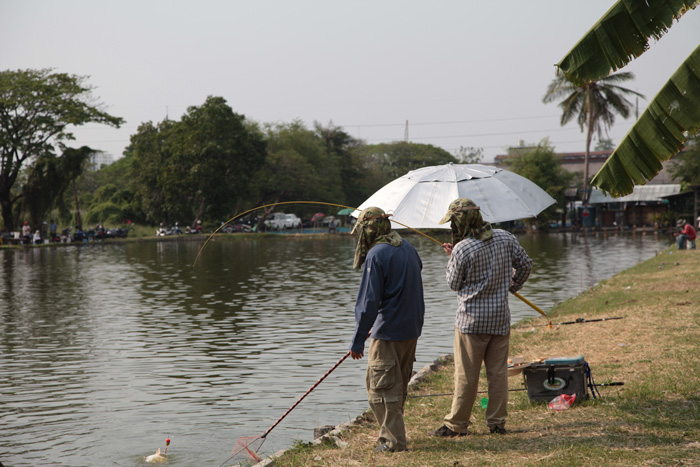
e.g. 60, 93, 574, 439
677, 218, 686, 227
351, 207, 391, 234
439, 198, 481, 224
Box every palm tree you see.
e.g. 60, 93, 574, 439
554, 0, 700, 197
543, 71, 643, 202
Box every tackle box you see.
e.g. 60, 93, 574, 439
522, 356, 588, 403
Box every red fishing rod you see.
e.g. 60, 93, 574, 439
219, 331, 371, 467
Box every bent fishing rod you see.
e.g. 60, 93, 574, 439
194, 200, 547, 316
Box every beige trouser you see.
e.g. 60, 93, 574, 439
366, 338, 418, 451
444, 328, 509, 433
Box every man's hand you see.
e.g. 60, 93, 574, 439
350, 350, 364, 360
442, 243, 453, 256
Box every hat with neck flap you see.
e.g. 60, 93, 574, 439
439, 198, 493, 245
352, 207, 402, 269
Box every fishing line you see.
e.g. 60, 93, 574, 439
193, 200, 547, 316
192, 201, 439, 267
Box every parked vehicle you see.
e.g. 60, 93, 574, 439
284, 214, 301, 229
263, 213, 302, 230
264, 213, 288, 230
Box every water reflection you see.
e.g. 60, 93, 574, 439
0, 232, 671, 466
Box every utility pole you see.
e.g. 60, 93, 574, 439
404, 120, 409, 142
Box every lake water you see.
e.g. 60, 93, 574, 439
0, 231, 672, 466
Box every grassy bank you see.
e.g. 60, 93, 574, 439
274, 248, 700, 466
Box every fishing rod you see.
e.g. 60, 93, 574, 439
406, 382, 625, 399
534, 317, 624, 327
218, 331, 371, 467
194, 201, 548, 316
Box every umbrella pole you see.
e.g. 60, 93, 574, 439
390, 219, 547, 317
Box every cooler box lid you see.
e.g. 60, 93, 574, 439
543, 356, 585, 365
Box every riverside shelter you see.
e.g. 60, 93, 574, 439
587, 184, 681, 229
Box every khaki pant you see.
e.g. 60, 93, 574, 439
366, 338, 418, 451
444, 328, 509, 433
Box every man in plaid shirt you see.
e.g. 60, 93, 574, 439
429, 198, 531, 437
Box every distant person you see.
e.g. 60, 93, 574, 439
22, 221, 31, 244
429, 198, 531, 438
40, 221, 48, 241
349, 207, 425, 453
674, 218, 696, 250
33, 230, 41, 245
49, 220, 58, 241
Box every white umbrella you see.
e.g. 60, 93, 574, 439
355, 163, 556, 228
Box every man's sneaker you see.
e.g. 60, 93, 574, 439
428, 425, 467, 437
489, 426, 507, 435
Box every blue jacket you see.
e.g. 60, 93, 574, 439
350, 240, 425, 354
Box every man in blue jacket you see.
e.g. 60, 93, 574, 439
349, 206, 425, 453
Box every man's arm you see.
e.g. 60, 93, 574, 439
350, 255, 383, 357
510, 243, 532, 293
446, 246, 468, 292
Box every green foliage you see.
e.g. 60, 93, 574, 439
350, 141, 458, 201
314, 121, 365, 207
593, 46, 700, 196
125, 96, 266, 225
556, 0, 699, 85
504, 139, 576, 227
668, 134, 700, 190
554, 0, 700, 197
0, 68, 123, 231
22, 146, 92, 226
595, 138, 615, 151
250, 120, 345, 218
455, 146, 484, 164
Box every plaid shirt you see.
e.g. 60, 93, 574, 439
446, 229, 532, 335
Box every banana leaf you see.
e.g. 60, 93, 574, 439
557, 0, 699, 84
591, 44, 700, 197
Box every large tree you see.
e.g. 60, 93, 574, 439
23, 146, 94, 229
350, 141, 459, 199
505, 139, 576, 228
126, 96, 267, 225
0, 69, 123, 231
313, 121, 365, 207
542, 71, 643, 202
251, 120, 345, 213
554, 0, 700, 197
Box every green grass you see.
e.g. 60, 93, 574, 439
268, 248, 700, 467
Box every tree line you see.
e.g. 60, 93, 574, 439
10, 67, 697, 234
3, 69, 491, 231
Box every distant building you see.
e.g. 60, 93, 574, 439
89, 152, 114, 170
494, 148, 679, 184
494, 145, 687, 229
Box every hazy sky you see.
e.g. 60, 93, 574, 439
2, 1, 699, 162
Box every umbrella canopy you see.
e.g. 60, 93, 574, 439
311, 212, 325, 223
355, 163, 556, 228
